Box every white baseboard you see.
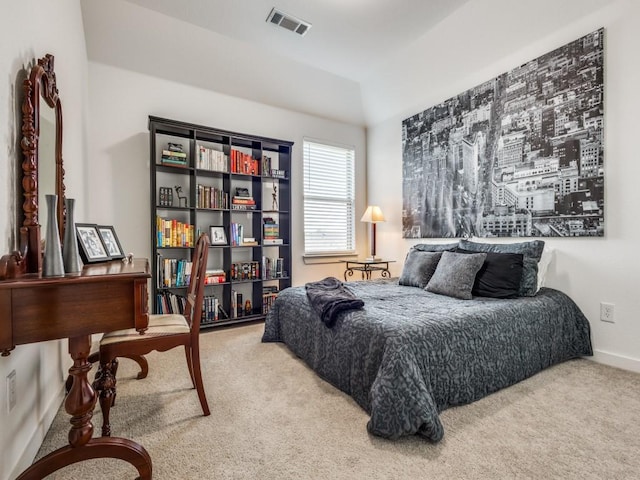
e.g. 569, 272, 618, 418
590, 349, 640, 373
10, 386, 66, 480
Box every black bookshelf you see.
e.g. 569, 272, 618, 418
149, 116, 293, 329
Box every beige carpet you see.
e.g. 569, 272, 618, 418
36, 322, 640, 479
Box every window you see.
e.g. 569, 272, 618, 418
303, 139, 355, 255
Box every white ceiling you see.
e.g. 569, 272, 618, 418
123, 0, 469, 82
80, 0, 471, 125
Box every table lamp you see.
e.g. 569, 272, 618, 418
361, 205, 385, 261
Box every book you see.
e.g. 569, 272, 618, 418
196, 145, 228, 172
162, 149, 187, 158
231, 204, 257, 210
161, 156, 187, 164
161, 158, 188, 168
232, 197, 256, 205
270, 169, 287, 179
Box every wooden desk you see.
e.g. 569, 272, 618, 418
0, 259, 152, 480
342, 259, 395, 281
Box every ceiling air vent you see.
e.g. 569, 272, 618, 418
266, 8, 311, 36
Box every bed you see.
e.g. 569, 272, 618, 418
262, 271, 592, 441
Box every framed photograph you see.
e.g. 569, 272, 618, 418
97, 225, 125, 259
209, 226, 227, 246
75, 223, 111, 263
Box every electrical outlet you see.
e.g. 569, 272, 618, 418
600, 302, 615, 323
7, 370, 16, 412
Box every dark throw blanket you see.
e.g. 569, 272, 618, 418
305, 277, 364, 327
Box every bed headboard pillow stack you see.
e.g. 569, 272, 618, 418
457, 239, 545, 297
403, 240, 546, 299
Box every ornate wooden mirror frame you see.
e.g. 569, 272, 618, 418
0, 54, 66, 279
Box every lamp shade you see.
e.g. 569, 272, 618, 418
360, 205, 385, 223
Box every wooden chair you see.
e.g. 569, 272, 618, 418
92, 233, 211, 436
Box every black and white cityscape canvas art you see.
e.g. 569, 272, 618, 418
402, 28, 604, 238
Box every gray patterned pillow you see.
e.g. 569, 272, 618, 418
425, 251, 487, 300
399, 250, 443, 288
458, 239, 545, 297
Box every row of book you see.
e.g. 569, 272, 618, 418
230, 261, 260, 281
156, 287, 280, 320
230, 223, 247, 246
197, 145, 228, 172
196, 184, 228, 209
156, 216, 195, 248
162, 145, 286, 178
230, 149, 260, 175
262, 286, 279, 315
160, 149, 188, 168
201, 295, 229, 324
263, 256, 286, 279
157, 256, 192, 288
156, 290, 185, 314
155, 291, 230, 323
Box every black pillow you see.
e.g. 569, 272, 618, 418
458, 239, 544, 296
456, 248, 524, 299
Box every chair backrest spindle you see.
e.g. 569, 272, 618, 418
183, 233, 209, 334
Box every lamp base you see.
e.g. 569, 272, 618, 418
365, 256, 379, 262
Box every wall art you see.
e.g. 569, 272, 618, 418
402, 28, 604, 238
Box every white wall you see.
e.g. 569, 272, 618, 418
363, 0, 640, 371
0, 1, 89, 479
84, 62, 367, 286
80, 0, 366, 126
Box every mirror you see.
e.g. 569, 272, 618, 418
20, 54, 66, 273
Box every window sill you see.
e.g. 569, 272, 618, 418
302, 252, 359, 264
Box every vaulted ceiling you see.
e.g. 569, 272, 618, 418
80, 0, 470, 126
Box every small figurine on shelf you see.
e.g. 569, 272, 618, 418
271, 184, 278, 211
174, 185, 187, 208
244, 299, 252, 316
167, 142, 184, 153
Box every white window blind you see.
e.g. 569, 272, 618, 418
303, 140, 355, 255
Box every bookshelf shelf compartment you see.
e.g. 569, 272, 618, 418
150, 116, 293, 329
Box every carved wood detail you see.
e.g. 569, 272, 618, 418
18, 53, 66, 274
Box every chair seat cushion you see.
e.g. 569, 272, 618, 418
100, 314, 190, 346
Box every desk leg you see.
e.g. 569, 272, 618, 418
16, 335, 153, 480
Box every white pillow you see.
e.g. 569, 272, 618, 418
536, 247, 554, 292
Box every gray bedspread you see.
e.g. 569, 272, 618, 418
262, 279, 592, 441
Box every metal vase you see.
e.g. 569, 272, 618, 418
63, 198, 82, 273
43, 194, 65, 277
